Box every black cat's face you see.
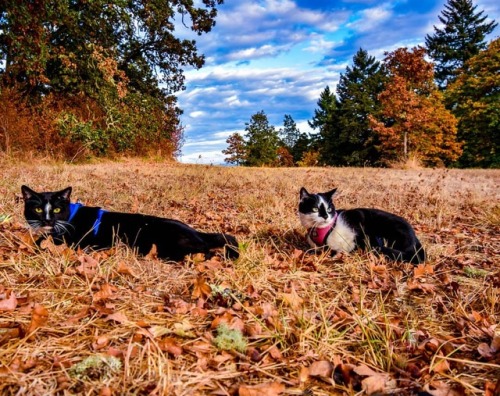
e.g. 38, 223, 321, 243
21, 185, 72, 233
298, 187, 337, 228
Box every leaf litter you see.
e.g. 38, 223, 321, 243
0, 160, 498, 395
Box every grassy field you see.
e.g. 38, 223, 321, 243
0, 159, 499, 396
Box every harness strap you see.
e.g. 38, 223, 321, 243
68, 203, 105, 236
68, 203, 83, 222
92, 209, 106, 236
308, 212, 338, 246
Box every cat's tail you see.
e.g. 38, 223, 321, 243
200, 232, 240, 259
378, 242, 426, 265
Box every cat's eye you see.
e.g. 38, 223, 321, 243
327, 208, 333, 213
35, 208, 43, 213
312, 207, 319, 212
53, 208, 61, 213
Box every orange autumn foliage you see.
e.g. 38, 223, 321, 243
370, 47, 462, 166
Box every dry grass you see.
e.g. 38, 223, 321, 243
0, 158, 499, 395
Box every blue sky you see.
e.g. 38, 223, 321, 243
176, 0, 499, 164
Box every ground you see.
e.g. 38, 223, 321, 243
0, 159, 499, 395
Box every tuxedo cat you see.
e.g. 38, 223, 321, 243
299, 187, 425, 264
21, 185, 239, 261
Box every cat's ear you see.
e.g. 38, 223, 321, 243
325, 188, 337, 201
21, 185, 37, 201
57, 187, 72, 201
299, 187, 310, 201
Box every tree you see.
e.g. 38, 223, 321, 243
308, 86, 340, 165
280, 115, 301, 151
244, 111, 280, 167
292, 132, 313, 164
370, 47, 462, 166
446, 38, 500, 167
0, 0, 221, 97
223, 133, 247, 165
335, 48, 387, 166
0, 0, 222, 158
425, 0, 497, 88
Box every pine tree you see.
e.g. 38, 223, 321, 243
244, 111, 280, 167
425, 0, 497, 88
279, 115, 301, 152
446, 38, 500, 168
223, 133, 247, 166
292, 132, 313, 164
335, 48, 387, 166
308, 86, 341, 165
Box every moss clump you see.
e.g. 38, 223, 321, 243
69, 355, 122, 380
213, 324, 247, 353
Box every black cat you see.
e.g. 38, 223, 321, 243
298, 187, 425, 264
21, 185, 239, 261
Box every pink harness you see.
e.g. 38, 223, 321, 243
308, 212, 338, 246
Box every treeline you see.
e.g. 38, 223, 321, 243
0, 0, 221, 160
224, 0, 499, 168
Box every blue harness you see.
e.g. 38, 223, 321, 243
69, 203, 106, 236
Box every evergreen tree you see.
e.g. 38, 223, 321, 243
335, 48, 387, 166
279, 114, 301, 152
308, 86, 341, 165
425, 0, 497, 88
243, 111, 280, 166
446, 38, 500, 168
223, 133, 247, 166
292, 132, 312, 164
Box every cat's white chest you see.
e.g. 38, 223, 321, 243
324, 215, 356, 252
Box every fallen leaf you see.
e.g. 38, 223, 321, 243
431, 353, 450, 374
145, 244, 158, 260
116, 261, 137, 277
93, 284, 118, 302
308, 360, 334, 380
423, 381, 465, 396
238, 381, 285, 396
26, 304, 49, 335
159, 337, 183, 357
408, 280, 436, 293
414, 264, 434, 278
192, 276, 211, 299
354, 365, 394, 395
279, 287, 304, 311
106, 311, 128, 324
75, 254, 99, 277
92, 335, 111, 350
0, 291, 18, 311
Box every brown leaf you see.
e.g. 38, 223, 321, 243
26, 304, 49, 335
407, 279, 436, 293
423, 381, 464, 396
279, 287, 304, 311
93, 283, 118, 302
65, 306, 91, 325
431, 353, 450, 374
414, 264, 434, 278
298, 366, 309, 384
159, 337, 183, 357
117, 261, 137, 277
145, 244, 158, 260
75, 254, 99, 277
192, 277, 211, 299
354, 365, 394, 395
238, 382, 285, 396
91, 335, 110, 351
0, 291, 18, 311
106, 311, 128, 324
308, 360, 334, 380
